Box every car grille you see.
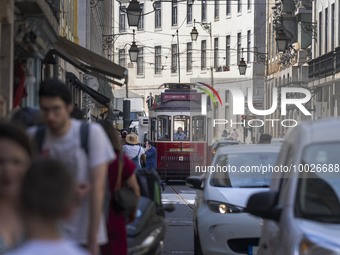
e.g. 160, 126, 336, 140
227, 238, 259, 254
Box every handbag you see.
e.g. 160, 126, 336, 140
113, 153, 138, 212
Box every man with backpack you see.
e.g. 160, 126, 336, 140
27, 80, 115, 255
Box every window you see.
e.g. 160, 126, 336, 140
137, 47, 144, 75
157, 115, 171, 141
119, 6, 126, 32
172, 0, 178, 26
201, 0, 207, 21
226, 35, 230, 68
192, 116, 206, 141
237, 0, 242, 13
226, 0, 231, 15
214, 0, 219, 19
173, 115, 190, 141
137, 4, 144, 31
247, 0, 251, 10
247, 30, 251, 62
237, 32, 241, 63
319, 12, 322, 56
155, 2, 162, 28
325, 8, 328, 53
201, 40, 207, 70
171, 44, 178, 73
214, 38, 219, 69
331, 4, 335, 51
155, 46, 162, 74
187, 42, 192, 72
118, 49, 126, 67
295, 143, 340, 220
150, 118, 157, 141
187, 0, 193, 23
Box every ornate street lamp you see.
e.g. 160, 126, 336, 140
238, 48, 247, 75
190, 20, 199, 41
275, 29, 289, 52
126, 0, 142, 27
129, 30, 139, 62
238, 58, 247, 75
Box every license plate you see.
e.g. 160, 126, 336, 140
248, 246, 258, 255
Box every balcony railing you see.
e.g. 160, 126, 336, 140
308, 48, 340, 78
336, 47, 340, 72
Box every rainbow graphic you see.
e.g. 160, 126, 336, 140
194, 82, 223, 106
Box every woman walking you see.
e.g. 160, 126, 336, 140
98, 121, 140, 255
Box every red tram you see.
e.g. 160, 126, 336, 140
148, 83, 213, 180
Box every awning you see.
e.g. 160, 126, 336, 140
66, 72, 110, 107
49, 37, 128, 86
113, 88, 143, 99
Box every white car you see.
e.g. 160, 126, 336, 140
246, 118, 340, 255
187, 144, 281, 255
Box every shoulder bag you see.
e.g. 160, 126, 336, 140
114, 153, 138, 212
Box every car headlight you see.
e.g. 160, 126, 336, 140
299, 238, 339, 255
207, 200, 243, 214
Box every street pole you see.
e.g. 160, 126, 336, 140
208, 23, 213, 88
176, 30, 181, 83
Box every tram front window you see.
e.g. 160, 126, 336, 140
174, 116, 190, 141
157, 115, 171, 141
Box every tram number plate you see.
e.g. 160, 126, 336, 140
179, 156, 184, 161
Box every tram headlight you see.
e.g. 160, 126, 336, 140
207, 201, 243, 214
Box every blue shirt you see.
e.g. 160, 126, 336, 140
145, 146, 157, 170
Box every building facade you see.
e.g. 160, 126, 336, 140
264, 0, 340, 138
264, 0, 314, 138
0, 0, 127, 122
308, 0, 340, 118
114, 0, 266, 140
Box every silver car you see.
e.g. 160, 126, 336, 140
187, 144, 280, 255
246, 118, 340, 255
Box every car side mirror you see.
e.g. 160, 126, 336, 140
245, 191, 281, 221
186, 176, 204, 190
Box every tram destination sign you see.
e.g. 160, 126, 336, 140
162, 93, 201, 102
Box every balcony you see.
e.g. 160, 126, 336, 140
308, 49, 340, 78
336, 47, 340, 72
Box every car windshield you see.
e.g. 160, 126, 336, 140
295, 143, 340, 224
210, 152, 279, 188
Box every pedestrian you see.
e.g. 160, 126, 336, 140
6, 158, 88, 255
120, 129, 128, 146
10, 107, 43, 128
0, 123, 33, 254
97, 120, 140, 255
27, 80, 115, 255
145, 140, 157, 171
231, 129, 239, 140
221, 129, 228, 139
123, 133, 146, 169
259, 133, 272, 144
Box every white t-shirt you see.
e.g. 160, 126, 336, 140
27, 120, 115, 245
5, 239, 89, 255
122, 144, 145, 160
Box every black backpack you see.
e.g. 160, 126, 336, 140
136, 169, 163, 214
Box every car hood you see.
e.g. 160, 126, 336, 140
205, 185, 268, 208
297, 219, 340, 249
